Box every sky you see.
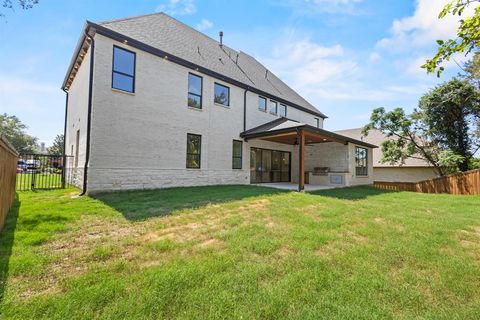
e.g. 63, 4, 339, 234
0, 0, 472, 146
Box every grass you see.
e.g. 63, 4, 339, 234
0, 185, 480, 319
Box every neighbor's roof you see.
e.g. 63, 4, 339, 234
335, 128, 432, 167
63, 13, 326, 119
241, 118, 377, 148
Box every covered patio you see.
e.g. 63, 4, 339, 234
241, 118, 377, 192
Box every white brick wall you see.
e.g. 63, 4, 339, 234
65, 45, 91, 189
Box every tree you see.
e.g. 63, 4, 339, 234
364, 79, 480, 175
47, 134, 64, 155
419, 78, 480, 171
1, 0, 38, 17
0, 113, 39, 153
423, 0, 480, 76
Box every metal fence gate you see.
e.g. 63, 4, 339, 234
16, 154, 74, 191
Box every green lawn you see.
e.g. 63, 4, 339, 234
1, 185, 480, 319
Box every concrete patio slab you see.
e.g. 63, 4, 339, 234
253, 183, 340, 191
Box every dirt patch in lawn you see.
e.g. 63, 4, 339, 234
458, 226, 480, 261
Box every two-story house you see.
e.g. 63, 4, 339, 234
62, 13, 376, 194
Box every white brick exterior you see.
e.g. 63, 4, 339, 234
65, 33, 372, 193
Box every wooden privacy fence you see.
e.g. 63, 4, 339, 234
0, 135, 18, 232
374, 169, 480, 195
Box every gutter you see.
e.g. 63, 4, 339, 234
61, 88, 69, 189
243, 88, 248, 132
80, 29, 95, 196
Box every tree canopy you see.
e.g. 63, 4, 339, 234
364, 78, 480, 176
47, 134, 64, 155
1, 0, 38, 17
0, 113, 39, 154
424, 0, 480, 76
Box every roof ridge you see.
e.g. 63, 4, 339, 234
99, 12, 166, 25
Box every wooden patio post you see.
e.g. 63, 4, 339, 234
298, 130, 305, 192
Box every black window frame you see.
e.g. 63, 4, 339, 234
111, 45, 136, 93
232, 140, 243, 170
269, 100, 277, 115
355, 146, 368, 176
186, 133, 202, 169
214, 82, 230, 106
315, 117, 320, 128
187, 73, 203, 109
279, 104, 287, 117
258, 96, 267, 112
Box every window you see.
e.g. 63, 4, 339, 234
214, 83, 230, 106
279, 104, 287, 117
112, 46, 136, 93
269, 100, 277, 115
355, 146, 368, 176
258, 96, 267, 112
315, 117, 320, 128
186, 134, 201, 169
232, 140, 243, 169
188, 73, 202, 109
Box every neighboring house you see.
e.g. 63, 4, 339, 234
335, 128, 438, 182
62, 13, 376, 193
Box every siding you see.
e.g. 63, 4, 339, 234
65, 44, 91, 189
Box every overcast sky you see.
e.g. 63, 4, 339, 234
0, 0, 472, 146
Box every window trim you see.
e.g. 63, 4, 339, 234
279, 104, 287, 117
314, 117, 320, 128
214, 82, 230, 106
232, 140, 243, 170
186, 133, 202, 169
111, 45, 136, 93
269, 100, 278, 115
188, 73, 203, 109
355, 146, 368, 177
258, 96, 267, 112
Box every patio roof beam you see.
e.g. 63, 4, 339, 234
298, 129, 305, 192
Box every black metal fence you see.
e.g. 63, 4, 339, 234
16, 154, 74, 191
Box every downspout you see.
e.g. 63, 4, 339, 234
61, 88, 69, 189
243, 88, 248, 132
80, 29, 95, 195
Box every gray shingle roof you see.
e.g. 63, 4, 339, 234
98, 13, 325, 118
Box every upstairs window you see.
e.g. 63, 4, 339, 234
315, 117, 320, 128
355, 146, 368, 176
186, 134, 201, 169
258, 96, 267, 112
188, 73, 202, 109
269, 100, 277, 115
112, 46, 136, 93
232, 140, 243, 169
214, 83, 230, 106
279, 104, 287, 117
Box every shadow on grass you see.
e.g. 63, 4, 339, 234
94, 185, 286, 221
0, 195, 20, 304
310, 185, 397, 200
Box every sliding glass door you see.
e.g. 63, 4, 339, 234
250, 148, 290, 183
